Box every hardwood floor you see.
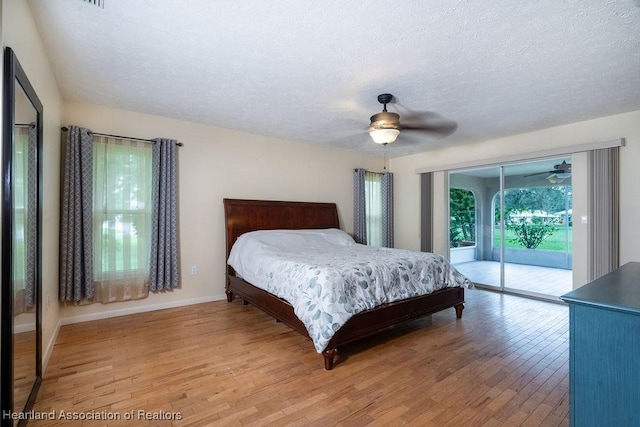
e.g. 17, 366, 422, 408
31, 289, 569, 426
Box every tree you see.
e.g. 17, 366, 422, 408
495, 186, 572, 224
507, 212, 558, 249
450, 188, 475, 247
504, 186, 570, 214
450, 228, 463, 248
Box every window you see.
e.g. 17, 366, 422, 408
60, 126, 180, 303
92, 137, 152, 283
365, 171, 383, 246
12, 125, 37, 312
13, 129, 28, 284
12, 127, 34, 295
354, 168, 393, 248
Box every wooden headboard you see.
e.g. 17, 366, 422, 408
223, 198, 340, 275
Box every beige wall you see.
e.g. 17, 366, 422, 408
61, 101, 383, 321
3, 0, 64, 367
389, 110, 640, 288
3, 0, 382, 367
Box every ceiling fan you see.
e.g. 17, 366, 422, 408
524, 161, 572, 183
368, 93, 456, 145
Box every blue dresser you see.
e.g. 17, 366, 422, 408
560, 262, 640, 426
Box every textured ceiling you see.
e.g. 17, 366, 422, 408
28, 0, 640, 157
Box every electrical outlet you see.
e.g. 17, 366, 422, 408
191, 266, 198, 275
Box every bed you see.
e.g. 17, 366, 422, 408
224, 198, 470, 370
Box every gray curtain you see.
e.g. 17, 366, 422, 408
59, 126, 94, 302
381, 172, 394, 248
588, 146, 619, 280
24, 124, 38, 307
353, 168, 367, 244
149, 138, 180, 291
420, 173, 433, 253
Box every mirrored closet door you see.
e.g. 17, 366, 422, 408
2, 46, 44, 426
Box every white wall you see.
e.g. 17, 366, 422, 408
3, 0, 64, 368
389, 110, 640, 288
61, 101, 383, 322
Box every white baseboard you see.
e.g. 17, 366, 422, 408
60, 294, 227, 326
43, 319, 61, 373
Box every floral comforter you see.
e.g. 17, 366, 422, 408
227, 229, 472, 353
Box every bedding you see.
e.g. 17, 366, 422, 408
228, 228, 472, 353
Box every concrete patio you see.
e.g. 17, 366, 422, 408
452, 260, 573, 298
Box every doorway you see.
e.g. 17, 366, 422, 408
449, 157, 573, 300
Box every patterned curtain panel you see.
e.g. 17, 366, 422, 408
25, 125, 37, 307
381, 172, 394, 248
588, 146, 620, 280
353, 168, 367, 244
149, 138, 180, 291
60, 126, 94, 302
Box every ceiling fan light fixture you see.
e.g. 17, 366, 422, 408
369, 128, 400, 144
547, 175, 565, 184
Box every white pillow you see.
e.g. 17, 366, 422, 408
227, 228, 355, 278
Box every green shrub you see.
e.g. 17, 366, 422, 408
507, 214, 558, 249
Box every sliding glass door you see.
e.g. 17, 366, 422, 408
449, 157, 573, 300
449, 165, 502, 289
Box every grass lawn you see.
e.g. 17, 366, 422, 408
493, 226, 573, 251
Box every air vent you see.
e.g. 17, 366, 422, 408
81, 0, 105, 8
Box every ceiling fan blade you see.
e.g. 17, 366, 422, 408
397, 110, 458, 137
524, 170, 556, 178
399, 122, 458, 137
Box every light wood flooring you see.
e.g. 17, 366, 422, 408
31, 289, 569, 426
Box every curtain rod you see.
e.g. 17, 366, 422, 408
61, 127, 183, 147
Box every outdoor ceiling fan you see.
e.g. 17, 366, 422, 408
524, 161, 572, 183
368, 93, 456, 145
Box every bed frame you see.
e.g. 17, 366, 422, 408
224, 198, 465, 370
